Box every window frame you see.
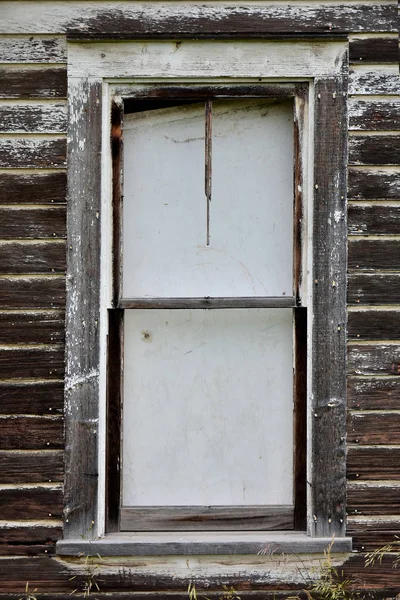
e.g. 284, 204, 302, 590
59, 38, 350, 555
109, 84, 307, 534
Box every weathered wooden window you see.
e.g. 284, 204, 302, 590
108, 88, 307, 532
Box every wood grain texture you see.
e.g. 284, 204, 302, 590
0, 347, 64, 379
347, 483, 400, 515
0, 311, 64, 344
0, 450, 63, 483
349, 100, 400, 131
348, 169, 400, 200
0, 525, 62, 556
348, 239, 400, 270
348, 272, 400, 305
66, 5, 396, 39
0, 381, 64, 415
347, 447, 400, 480
348, 412, 400, 444
349, 135, 400, 166
348, 310, 400, 340
0, 416, 63, 450
0, 36, 66, 63
0, 207, 66, 239
64, 79, 102, 539
0, 104, 67, 134
121, 506, 294, 532
348, 376, 400, 410
349, 37, 398, 64
0, 487, 63, 520
0, 67, 67, 99
348, 344, 400, 376
349, 68, 400, 95
120, 297, 296, 309
347, 518, 400, 551
0, 139, 66, 169
311, 77, 347, 537
0, 242, 65, 274
343, 553, 400, 590
0, 171, 66, 204
348, 204, 400, 235
0, 277, 65, 309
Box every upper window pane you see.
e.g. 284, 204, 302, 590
123, 98, 294, 298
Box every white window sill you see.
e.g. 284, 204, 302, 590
57, 531, 352, 556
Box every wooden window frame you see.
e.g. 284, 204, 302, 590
59, 37, 351, 555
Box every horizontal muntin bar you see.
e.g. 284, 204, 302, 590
119, 296, 297, 309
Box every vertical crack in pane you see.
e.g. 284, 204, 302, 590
205, 99, 212, 246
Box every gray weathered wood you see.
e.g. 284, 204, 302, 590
120, 297, 297, 309
348, 272, 400, 305
0, 241, 65, 274
348, 204, 400, 235
121, 506, 294, 532
0, 171, 66, 204
348, 344, 400, 376
349, 100, 400, 131
0, 36, 66, 63
347, 483, 400, 516
348, 376, 400, 410
349, 68, 400, 95
0, 139, 66, 169
348, 169, 400, 200
349, 37, 399, 64
0, 67, 67, 99
64, 78, 102, 539
0, 276, 65, 308
311, 76, 347, 538
0, 103, 67, 134
349, 135, 400, 166
0, 207, 66, 239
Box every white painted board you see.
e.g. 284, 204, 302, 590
122, 308, 294, 506
123, 99, 294, 298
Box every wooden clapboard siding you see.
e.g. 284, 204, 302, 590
0, 524, 63, 556
0, 450, 64, 482
0, 207, 66, 239
348, 239, 400, 270
347, 483, 400, 516
349, 67, 400, 95
0, 67, 67, 99
348, 272, 400, 304
0, 139, 66, 169
0, 311, 65, 344
0, 381, 64, 415
349, 135, 400, 165
348, 310, 400, 339
349, 99, 400, 131
349, 36, 398, 64
348, 169, 400, 199
0, 172, 66, 204
0, 36, 66, 63
348, 377, 400, 410
348, 344, 400, 376
0, 103, 67, 134
0, 486, 63, 520
347, 516, 400, 551
348, 447, 400, 480
0, 416, 63, 449
0, 347, 64, 379
348, 204, 400, 235
0, 276, 65, 308
348, 412, 400, 444
0, 241, 65, 273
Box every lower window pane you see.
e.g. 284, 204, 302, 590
122, 308, 293, 506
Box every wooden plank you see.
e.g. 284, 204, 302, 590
0, 242, 65, 274
0, 67, 67, 99
0, 36, 66, 63
347, 483, 400, 515
349, 68, 400, 95
348, 204, 400, 235
0, 207, 66, 239
121, 506, 294, 532
347, 517, 400, 551
347, 344, 400, 376
0, 277, 65, 309
343, 553, 400, 590
348, 310, 400, 340
348, 412, 400, 444
0, 525, 62, 556
349, 37, 398, 64
349, 239, 400, 271
0, 139, 66, 169
120, 297, 296, 309
348, 447, 400, 480
311, 77, 347, 537
349, 100, 400, 131
0, 104, 67, 134
0, 416, 63, 450
0, 381, 63, 415
349, 135, 400, 166
0, 171, 66, 205
348, 169, 400, 200
0, 311, 64, 345
0, 450, 63, 483
64, 79, 102, 539
0, 487, 63, 520
348, 273, 400, 305
348, 376, 400, 410
0, 2, 396, 35
0, 347, 64, 379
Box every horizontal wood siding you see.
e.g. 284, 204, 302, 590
0, 29, 67, 562
348, 204, 400, 235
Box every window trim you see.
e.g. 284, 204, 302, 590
60, 38, 350, 554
